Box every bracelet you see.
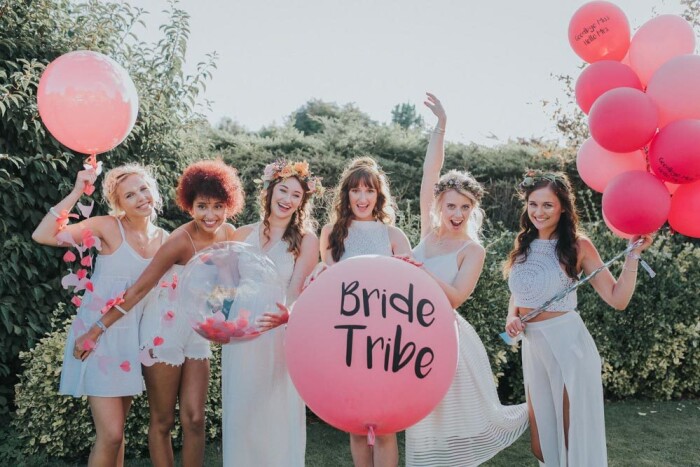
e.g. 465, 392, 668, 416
49, 207, 61, 218
432, 127, 445, 134
114, 304, 128, 315
623, 266, 638, 272
627, 252, 641, 261
95, 320, 108, 333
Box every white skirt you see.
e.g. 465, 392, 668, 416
523, 312, 607, 467
405, 314, 529, 466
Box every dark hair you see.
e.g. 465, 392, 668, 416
328, 157, 396, 262
176, 159, 245, 216
504, 171, 580, 279
259, 175, 316, 258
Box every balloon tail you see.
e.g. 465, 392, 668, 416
366, 425, 376, 447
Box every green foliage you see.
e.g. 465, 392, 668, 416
390, 102, 424, 130
12, 306, 224, 460
0, 0, 214, 412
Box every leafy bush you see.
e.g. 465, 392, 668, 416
12, 305, 223, 460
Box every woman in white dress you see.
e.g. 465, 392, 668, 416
503, 170, 653, 466
317, 156, 413, 467
221, 159, 321, 467
404, 93, 528, 466
73, 160, 245, 467
32, 164, 166, 466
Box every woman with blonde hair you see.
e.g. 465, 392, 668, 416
33, 163, 167, 466
318, 156, 412, 467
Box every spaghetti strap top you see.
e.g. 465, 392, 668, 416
412, 236, 473, 285
183, 229, 198, 254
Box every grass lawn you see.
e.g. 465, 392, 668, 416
10, 400, 699, 466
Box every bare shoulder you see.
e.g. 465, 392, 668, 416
458, 240, 485, 266
230, 223, 254, 241
320, 223, 333, 238
575, 236, 597, 257
386, 224, 408, 239
301, 229, 320, 249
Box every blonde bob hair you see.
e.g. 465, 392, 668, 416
101, 163, 163, 220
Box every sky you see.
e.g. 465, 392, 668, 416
128, 0, 688, 146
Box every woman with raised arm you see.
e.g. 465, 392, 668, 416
318, 156, 412, 467
503, 170, 653, 466
404, 93, 528, 467
220, 159, 322, 467
72, 159, 244, 467
32, 163, 167, 467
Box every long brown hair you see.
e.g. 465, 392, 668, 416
259, 176, 316, 259
328, 157, 396, 262
504, 172, 581, 279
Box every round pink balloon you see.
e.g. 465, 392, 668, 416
576, 137, 647, 192
575, 61, 642, 114
285, 256, 458, 436
602, 171, 671, 234
568, 1, 630, 63
648, 119, 700, 184
38, 50, 139, 155
668, 180, 700, 237
603, 211, 633, 239
589, 88, 659, 153
647, 54, 700, 128
629, 15, 696, 88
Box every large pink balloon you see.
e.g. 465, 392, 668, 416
629, 15, 696, 88
602, 171, 670, 234
568, 1, 630, 63
286, 256, 458, 436
603, 212, 633, 239
576, 137, 647, 192
647, 55, 700, 128
575, 61, 642, 114
38, 50, 139, 155
648, 119, 700, 184
588, 88, 658, 153
668, 180, 700, 238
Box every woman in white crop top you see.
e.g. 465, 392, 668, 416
404, 93, 528, 467
319, 156, 412, 467
503, 170, 653, 466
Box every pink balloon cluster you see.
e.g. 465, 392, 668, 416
568, 2, 700, 238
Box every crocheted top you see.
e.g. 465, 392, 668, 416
339, 220, 392, 260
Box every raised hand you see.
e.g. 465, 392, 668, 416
73, 168, 98, 195
424, 92, 446, 123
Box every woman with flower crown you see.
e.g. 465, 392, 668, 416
315, 156, 412, 467
503, 169, 653, 466
221, 159, 322, 467
402, 93, 528, 466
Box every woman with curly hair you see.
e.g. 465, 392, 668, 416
74, 159, 245, 467
503, 170, 652, 466
221, 159, 322, 466
404, 93, 528, 467
33, 163, 167, 467
318, 156, 412, 467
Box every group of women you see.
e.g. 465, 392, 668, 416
33, 93, 652, 467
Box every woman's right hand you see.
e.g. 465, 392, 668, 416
424, 92, 446, 122
303, 262, 328, 289
505, 315, 525, 338
73, 169, 98, 194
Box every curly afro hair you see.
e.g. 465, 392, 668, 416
176, 160, 245, 217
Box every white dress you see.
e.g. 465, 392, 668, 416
405, 238, 529, 467
60, 218, 158, 397
221, 223, 306, 467
339, 220, 393, 260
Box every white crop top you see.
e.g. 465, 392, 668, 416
507, 238, 578, 312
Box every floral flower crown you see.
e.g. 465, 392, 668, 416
433, 174, 484, 202
519, 170, 568, 190
254, 159, 324, 196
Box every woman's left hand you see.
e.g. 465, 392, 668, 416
257, 302, 290, 331
630, 233, 654, 254
73, 328, 101, 361
393, 254, 423, 268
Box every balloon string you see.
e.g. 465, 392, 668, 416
366, 425, 376, 447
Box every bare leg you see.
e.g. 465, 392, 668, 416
373, 434, 398, 467
527, 389, 544, 463
350, 433, 373, 467
87, 396, 131, 467
116, 397, 132, 467
179, 358, 210, 467
143, 362, 182, 467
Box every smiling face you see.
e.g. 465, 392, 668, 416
115, 174, 155, 218
527, 186, 563, 238
438, 189, 474, 234
348, 182, 378, 221
190, 196, 227, 233
269, 177, 304, 221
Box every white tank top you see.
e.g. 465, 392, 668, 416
508, 239, 578, 312
339, 220, 392, 260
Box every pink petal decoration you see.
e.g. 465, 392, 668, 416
71, 295, 83, 307
83, 184, 95, 196
119, 361, 131, 372
85, 281, 94, 292
139, 348, 158, 367
55, 230, 76, 246
76, 269, 88, 280
153, 336, 164, 346
81, 338, 96, 351
61, 272, 79, 289
62, 250, 77, 262
80, 255, 92, 267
